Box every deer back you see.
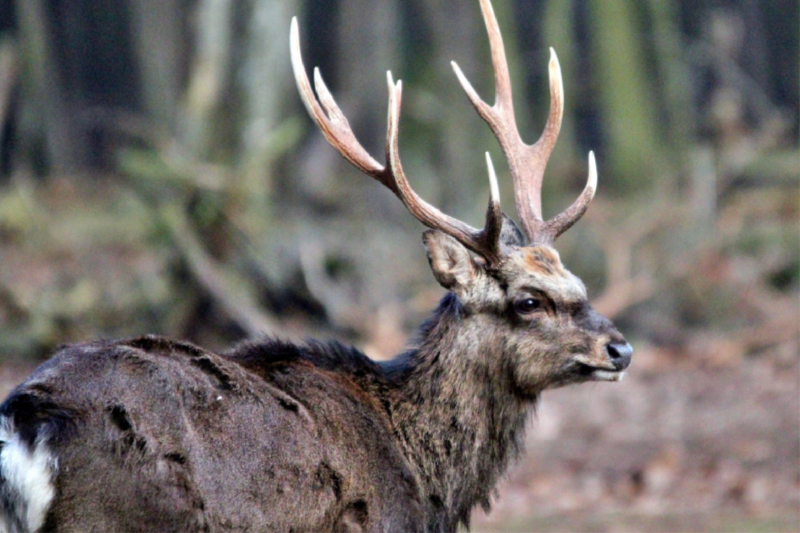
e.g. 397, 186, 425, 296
0, 336, 425, 532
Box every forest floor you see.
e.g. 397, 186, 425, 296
2, 342, 797, 533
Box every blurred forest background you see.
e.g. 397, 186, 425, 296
0, 0, 797, 531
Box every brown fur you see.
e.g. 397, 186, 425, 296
0, 233, 630, 532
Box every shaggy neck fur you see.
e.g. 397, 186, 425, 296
383, 294, 535, 529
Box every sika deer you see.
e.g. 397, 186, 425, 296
0, 0, 631, 531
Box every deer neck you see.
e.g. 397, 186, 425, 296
384, 293, 535, 526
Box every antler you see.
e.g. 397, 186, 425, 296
290, 0, 594, 257
451, 0, 596, 245
290, 19, 505, 266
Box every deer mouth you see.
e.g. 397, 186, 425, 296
589, 368, 625, 382
574, 361, 625, 382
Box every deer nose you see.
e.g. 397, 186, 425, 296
606, 342, 633, 370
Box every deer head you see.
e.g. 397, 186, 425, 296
290, 0, 631, 389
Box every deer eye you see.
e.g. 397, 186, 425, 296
514, 297, 542, 315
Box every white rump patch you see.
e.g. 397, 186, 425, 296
0, 418, 57, 533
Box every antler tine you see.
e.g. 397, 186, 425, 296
542, 151, 597, 241
291, 17, 504, 265
290, 18, 383, 179
451, 0, 592, 245
384, 73, 504, 264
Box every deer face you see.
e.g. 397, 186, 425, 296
425, 230, 632, 395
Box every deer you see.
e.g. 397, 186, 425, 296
0, 0, 631, 531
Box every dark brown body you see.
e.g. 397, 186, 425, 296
6, 336, 429, 532
1, 270, 628, 532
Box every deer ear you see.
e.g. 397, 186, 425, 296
423, 230, 479, 291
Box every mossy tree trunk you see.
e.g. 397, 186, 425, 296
587, 0, 664, 193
